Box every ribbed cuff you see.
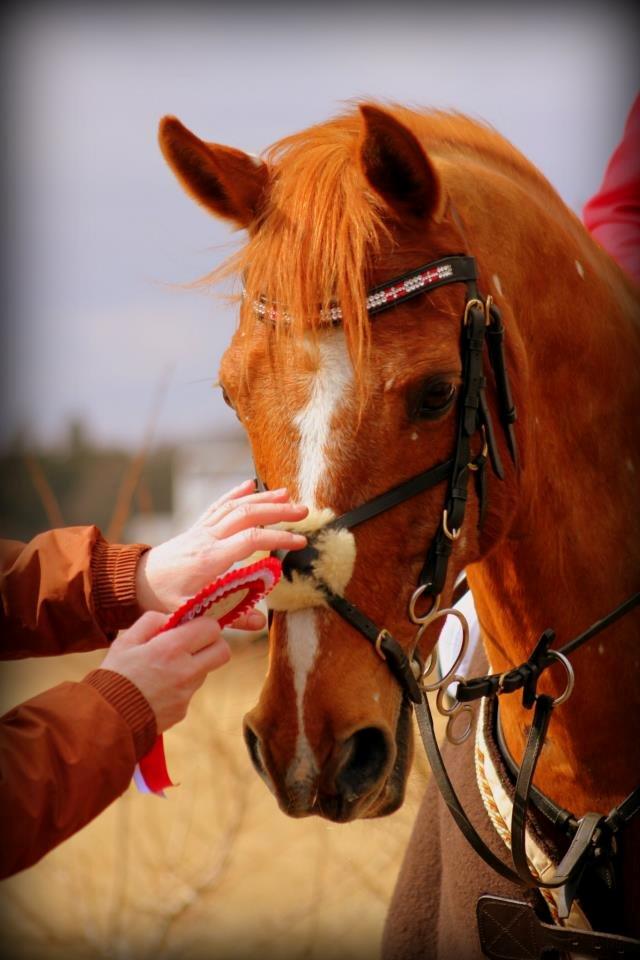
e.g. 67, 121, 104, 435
84, 669, 157, 761
91, 537, 150, 633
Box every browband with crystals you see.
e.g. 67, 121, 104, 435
251, 255, 478, 324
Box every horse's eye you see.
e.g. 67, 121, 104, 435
416, 378, 456, 419
220, 384, 242, 421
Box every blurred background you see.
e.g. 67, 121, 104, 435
0, 2, 637, 958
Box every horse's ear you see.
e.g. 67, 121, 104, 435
158, 116, 269, 229
358, 105, 443, 222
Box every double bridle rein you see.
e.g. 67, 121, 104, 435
257, 252, 640, 956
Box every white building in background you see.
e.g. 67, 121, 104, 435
126, 430, 264, 638
126, 429, 253, 547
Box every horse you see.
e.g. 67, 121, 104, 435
158, 102, 640, 957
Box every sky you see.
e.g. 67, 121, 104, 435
1, 2, 638, 450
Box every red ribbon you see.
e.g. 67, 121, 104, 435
136, 557, 281, 795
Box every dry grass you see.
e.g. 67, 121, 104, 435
0, 635, 438, 960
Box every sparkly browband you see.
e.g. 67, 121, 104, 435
251, 255, 478, 324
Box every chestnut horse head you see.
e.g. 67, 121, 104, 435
159, 104, 640, 827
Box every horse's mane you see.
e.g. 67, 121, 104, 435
210, 102, 559, 367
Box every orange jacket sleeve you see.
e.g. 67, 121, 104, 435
0, 527, 157, 877
1, 525, 149, 657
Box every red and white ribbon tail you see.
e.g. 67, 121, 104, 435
132, 556, 282, 798
134, 734, 175, 796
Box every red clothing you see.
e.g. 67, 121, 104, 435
583, 94, 640, 284
0, 528, 156, 878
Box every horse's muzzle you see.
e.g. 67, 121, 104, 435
243, 713, 407, 822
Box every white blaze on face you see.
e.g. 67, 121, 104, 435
285, 329, 354, 787
294, 330, 355, 504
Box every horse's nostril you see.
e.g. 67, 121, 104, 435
335, 726, 390, 799
243, 723, 266, 777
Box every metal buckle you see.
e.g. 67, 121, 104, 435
484, 294, 493, 323
463, 295, 493, 327
468, 424, 488, 471
442, 508, 461, 541
375, 628, 391, 660
463, 297, 486, 326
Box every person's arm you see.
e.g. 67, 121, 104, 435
1, 478, 309, 659
1, 526, 149, 659
0, 612, 229, 879
0, 480, 309, 877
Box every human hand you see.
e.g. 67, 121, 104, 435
135, 479, 308, 625
100, 611, 230, 733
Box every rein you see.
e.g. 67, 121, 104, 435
258, 251, 640, 951
413, 596, 640, 905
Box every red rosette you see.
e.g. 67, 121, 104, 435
159, 556, 282, 632
136, 556, 281, 796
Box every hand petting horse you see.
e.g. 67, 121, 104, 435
158, 103, 640, 958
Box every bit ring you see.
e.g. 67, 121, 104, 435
547, 650, 575, 707
408, 586, 441, 625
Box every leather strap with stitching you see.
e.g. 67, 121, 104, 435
477, 896, 640, 959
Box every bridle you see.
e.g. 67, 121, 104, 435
254, 252, 640, 954
277, 253, 517, 705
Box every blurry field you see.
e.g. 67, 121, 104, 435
0, 631, 437, 960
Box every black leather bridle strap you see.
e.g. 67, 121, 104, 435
561, 591, 640, 656
446, 303, 487, 531
496, 698, 640, 839
495, 703, 577, 834
326, 457, 454, 532
424, 594, 640, 908
456, 592, 640, 704
413, 690, 524, 885
417, 298, 492, 596
413, 688, 617, 903
510, 696, 604, 896
486, 302, 518, 466
327, 592, 423, 704
605, 787, 640, 833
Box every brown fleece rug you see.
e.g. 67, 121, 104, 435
381, 649, 538, 960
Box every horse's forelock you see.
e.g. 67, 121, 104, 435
237, 114, 389, 374
213, 102, 555, 383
